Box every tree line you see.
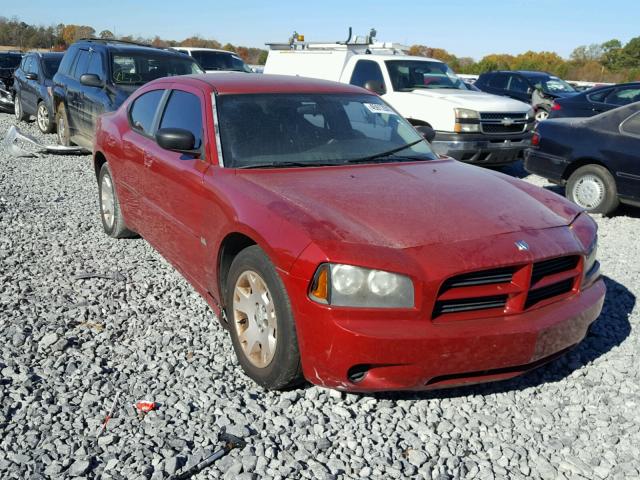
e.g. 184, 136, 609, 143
410, 38, 640, 82
0, 17, 268, 65
1, 16, 639, 81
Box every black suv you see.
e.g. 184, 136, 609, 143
14, 52, 64, 133
475, 71, 577, 120
0, 51, 23, 112
53, 38, 203, 148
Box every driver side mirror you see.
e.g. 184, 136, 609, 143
25, 72, 38, 81
80, 73, 104, 88
414, 125, 436, 143
156, 128, 199, 155
364, 80, 386, 96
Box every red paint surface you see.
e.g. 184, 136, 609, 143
94, 74, 605, 391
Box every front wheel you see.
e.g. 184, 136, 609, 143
566, 164, 619, 215
36, 101, 55, 134
226, 246, 303, 390
14, 92, 28, 122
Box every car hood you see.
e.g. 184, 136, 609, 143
406, 88, 530, 112
235, 159, 580, 249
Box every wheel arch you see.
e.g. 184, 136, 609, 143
562, 157, 613, 182
94, 151, 107, 181
217, 232, 258, 309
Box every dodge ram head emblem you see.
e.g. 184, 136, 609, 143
515, 240, 529, 251
501, 117, 514, 126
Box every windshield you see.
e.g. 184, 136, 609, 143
217, 93, 437, 168
537, 76, 576, 94
190, 50, 251, 72
386, 60, 467, 91
42, 57, 62, 79
0, 55, 21, 69
111, 53, 203, 85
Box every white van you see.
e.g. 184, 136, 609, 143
264, 33, 534, 165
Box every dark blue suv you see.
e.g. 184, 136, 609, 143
53, 38, 203, 148
14, 52, 64, 133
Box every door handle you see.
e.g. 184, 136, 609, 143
143, 152, 154, 168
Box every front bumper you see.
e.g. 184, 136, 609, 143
432, 131, 532, 166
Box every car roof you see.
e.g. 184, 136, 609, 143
149, 72, 371, 95
174, 47, 235, 54
74, 39, 184, 57
27, 51, 64, 58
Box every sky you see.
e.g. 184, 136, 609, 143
4, 0, 639, 60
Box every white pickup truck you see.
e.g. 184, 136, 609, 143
264, 33, 534, 165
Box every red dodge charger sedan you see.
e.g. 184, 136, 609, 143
93, 73, 605, 391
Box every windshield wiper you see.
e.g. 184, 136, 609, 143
236, 161, 340, 169
344, 140, 425, 164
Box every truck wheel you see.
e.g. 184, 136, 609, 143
535, 108, 549, 122
14, 92, 28, 122
226, 245, 304, 390
36, 101, 55, 134
98, 163, 136, 238
56, 103, 71, 146
566, 164, 619, 215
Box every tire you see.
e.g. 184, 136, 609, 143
36, 100, 55, 134
535, 108, 549, 122
566, 164, 619, 215
56, 103, 71, 146
98, 163, 136, 238
225, 245, 304, 390
14, 92, 28, 122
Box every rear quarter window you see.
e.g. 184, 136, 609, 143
621, 111, 640, 136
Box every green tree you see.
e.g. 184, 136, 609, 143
99, 29, 114, 39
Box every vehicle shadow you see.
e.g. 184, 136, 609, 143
498, 161, 529, 179
366, 275, 634, 401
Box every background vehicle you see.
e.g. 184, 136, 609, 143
525, 102, 640, 215
475, 70, 577, 121
172, 47, 252, 72
264, 31, 533, 166
13, 52, 64, 133
93, 73, 603, 392
550, 82, 640, 119
53, 38, 203, 149
0, 51, 23, 111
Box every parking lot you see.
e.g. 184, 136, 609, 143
0, 111, 639, 479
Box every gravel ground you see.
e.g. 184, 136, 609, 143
0, 111, 638, 480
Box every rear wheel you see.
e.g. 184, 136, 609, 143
566, 164, 619, 215
226, 246, 303, 390
98, 163, 136, 238
56, 103, 71, 146
36, 101, 55, 134
14, 92, 28, 122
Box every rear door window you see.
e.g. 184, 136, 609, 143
129, 89, 165, 135
507, 74, 528, 93
587, 88, 613, 104
607, 87, 640, 106
487, 73, 508, 89
350, 60, 386, 93
159, 90, 203, 148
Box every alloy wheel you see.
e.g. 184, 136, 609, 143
100, 174, 115, 229
37, 104, 49, 132
572, 174, 605, 209
232, 270, 277, 368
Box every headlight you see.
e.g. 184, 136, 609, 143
584, 236, 598, 276
309, 263, 414, 308
454, 108, 479, 120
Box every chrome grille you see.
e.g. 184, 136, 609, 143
479, 112, 529, 135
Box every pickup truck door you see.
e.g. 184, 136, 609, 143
81, 50, 110, 139
140, 86, 211, 290
67, 49, 91, 135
